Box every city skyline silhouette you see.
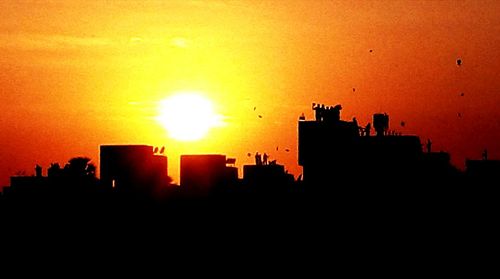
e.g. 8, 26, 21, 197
1, 1, 500, 189
2, 101, 499, 256
1, 100, 497, 190
2, 3, 499, 268
2, 103, 498, 198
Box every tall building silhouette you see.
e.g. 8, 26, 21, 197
299, 109, 429, 186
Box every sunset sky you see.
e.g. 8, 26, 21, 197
1, 0, 499, 186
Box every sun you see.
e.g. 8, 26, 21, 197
156, 92, 223, 141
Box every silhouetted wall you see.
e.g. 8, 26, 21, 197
243, 164, 293, 188
100, 145, 169, 194
466, 159, 500, 184
298, 120, 425, 185
180, 154, 229, 195
9, 176, 49, 197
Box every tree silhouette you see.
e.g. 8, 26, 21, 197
67, 157, 96, 178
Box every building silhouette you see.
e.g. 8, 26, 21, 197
420, 151, 460, 181
243, 164, 294, 192
1, 103, 496, 215
2, 157, 101, 205
100, 145, 169, 195
7, 176, 49, 198
466, 158, 500, 185
180, 154, 238, 196
298, 107, 456, 186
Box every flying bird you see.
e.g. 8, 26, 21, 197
460, 92, 465, 97
457, 59, 462, 66
247, 153, 251, 157
369, 49, 373, 53
400, 121, 406, 127
258, 115, 263, 118
352, 88, 356, 92
285, 148, 290, 152
253, 106, 256, 111
458, 112, 462, 118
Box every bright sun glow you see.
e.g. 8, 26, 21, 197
157, 92, 223, 141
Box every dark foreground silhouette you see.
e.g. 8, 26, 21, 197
2, 105, 498, 232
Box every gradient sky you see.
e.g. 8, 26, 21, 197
1, 0, 499, 186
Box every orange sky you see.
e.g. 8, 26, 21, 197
1, 0, 499, 186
